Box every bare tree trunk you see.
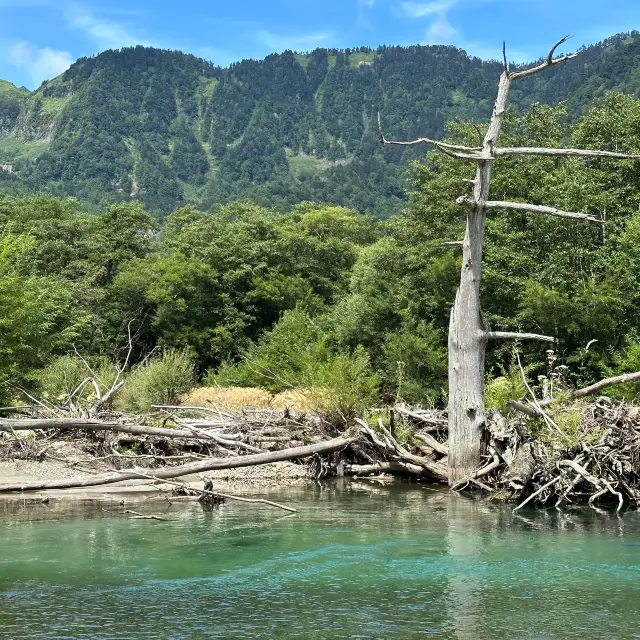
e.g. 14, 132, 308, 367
381, 37, 633, 486
447, 72, 511, 485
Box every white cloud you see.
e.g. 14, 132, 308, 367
256, 30, 334, 51
424, 14, 458, 41
399, 0, 529, 61
400, 0, 456, 18
64, 4, 151, 50
8, 41, 73, 86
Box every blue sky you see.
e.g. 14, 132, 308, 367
1, 0, 639, 89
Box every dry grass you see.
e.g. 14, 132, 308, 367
185, 386, 341, 413
184, 386, 322, 411
185, 387, 273, 410
271, 389, 317, 411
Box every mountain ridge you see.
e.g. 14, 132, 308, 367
1, 31, 639, 215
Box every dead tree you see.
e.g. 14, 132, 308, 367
380, 37, 640, 485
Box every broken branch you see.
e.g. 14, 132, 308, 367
487, 331, 554, 343
495, 147, 640, 160
573, 371, 640, 399
456, 197, 604, 223
0, 434, 356, 492
509, 36, 577, 80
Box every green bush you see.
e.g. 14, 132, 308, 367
485, 364, 529, 414
606, 334, 640, 401
208, 309, 379, 421
35, 355, 117, 403
207, 309, 328, 392
116, 349, 196, 413
304, 346, 380, 421
382, 324, 447, 404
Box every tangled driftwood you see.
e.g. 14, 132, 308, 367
1, 370, 640, 513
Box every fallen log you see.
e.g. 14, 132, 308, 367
394, 405, 448, 427
573, 371, 640, 399
357, 419, 448, 482
0, 418, 226, 440
0, 435, 355, 492
376, 422, 448, 482
509, 370, 640, 417
414, 432, 448, 456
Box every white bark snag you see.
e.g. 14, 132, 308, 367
379, 36, 639, 486
447, 71, 512, 484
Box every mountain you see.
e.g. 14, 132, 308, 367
1, 32, 639, 216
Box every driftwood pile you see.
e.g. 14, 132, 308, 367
481, 400, 640, 513
1, 381, 640, 513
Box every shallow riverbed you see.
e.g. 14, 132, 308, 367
1, 482, 639, 639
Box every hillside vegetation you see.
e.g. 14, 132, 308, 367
3, 91, 640, 411
1, 32, 640, 215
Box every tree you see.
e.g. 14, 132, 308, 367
0, 233, 83, 403
381, 37, 640, 485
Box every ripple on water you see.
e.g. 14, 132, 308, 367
1, 486, 640, 639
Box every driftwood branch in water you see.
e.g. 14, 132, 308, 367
124, 509, 168, 521
124, 470, 297, 513
512, 477, 561, 513
0, 435, 355, 492
345, 461, 425, 477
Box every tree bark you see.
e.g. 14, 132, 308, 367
0, 435, 355, 492
447, 71, 512, 485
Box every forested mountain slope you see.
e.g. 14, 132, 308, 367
0, 32, 639, 215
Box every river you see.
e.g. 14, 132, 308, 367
1, 482, 639, 639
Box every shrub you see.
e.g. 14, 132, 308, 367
207, 309, 379, 421
485, 364, 529, 414
35, 355, 118, 403
116, 349, 196, 413
606, 334, 640, 401
303, 347, 379, 421
207, 309, 327, 392
382, 324, 447, 404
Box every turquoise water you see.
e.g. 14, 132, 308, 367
1, 483, 640, 639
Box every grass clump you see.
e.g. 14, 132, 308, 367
185, 386, 326, 412
206, 309, 379, 421
529, 401, 604, 449
116, 349, 196, 413
185, 386, 274, 410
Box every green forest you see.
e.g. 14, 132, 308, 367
2, 68, 640, 413
1, 32, 640, 217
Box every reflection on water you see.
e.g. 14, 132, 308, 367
0, 483, 639, 639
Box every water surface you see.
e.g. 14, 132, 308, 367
1, 482, 639, 639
